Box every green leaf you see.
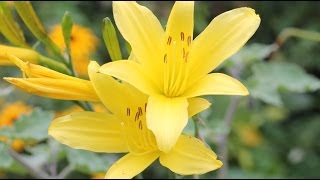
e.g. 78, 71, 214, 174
102, 17, 123, 61
0, 143, 14, 168
66, 148, 112, 174
247, 62, 320, 106
13, 108, 54, 141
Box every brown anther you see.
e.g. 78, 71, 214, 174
164, 54, 167, 63
187, 36, 191, 46
126, 108, 130, 116
138, 107, 143, 115
185, 52, 189, 62
144, 103, 147, 112
183, 48, 185, 59
135, 112, 140, 122
167, 36, 172, 45
138, 121, 143, 130
180, 32, 185, 41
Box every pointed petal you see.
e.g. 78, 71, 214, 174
189, 7, 260, 81
105, 151, 159, 179
113, 2, 164, 75
4, 77, 99, 102
88, 61, 137, 117
146, 95, 188, 153
188, 97, 211, 118
183, 73, 249, 98
49, 112, 128, 153
166, 1, 194, 41
99, 60, 160, 95
160, 135, 223, 175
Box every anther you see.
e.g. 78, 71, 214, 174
144, 103, 147, 112
180, 32, 184, 41
167, 36, 172, 45
164, 54, 167, 63
138, 107, 143, 115
135, 112, 139, 122
138, 121, 143, 130
183, 48, 185, 59
187, 36, 191, 46
126, 108, 130, 116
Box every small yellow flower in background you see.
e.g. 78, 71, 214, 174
91, 172, 106, 179
49, 24, 99, 76
237, 124, 262, 147
49, 61, 222, 179
99, 1, 261, 152
0, 102, 31, 152
0, 102, 31, 127
4, 54, 99, 102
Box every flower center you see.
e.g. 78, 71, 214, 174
163, 31, 191, 97
123, 103, 156, 153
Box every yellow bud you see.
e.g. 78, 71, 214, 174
0, 45, 39, 65
11, 139, 25, 153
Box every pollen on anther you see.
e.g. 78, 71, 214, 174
187, 36, 191, 46
167, 36, 172, 45
180, 32, 185, 41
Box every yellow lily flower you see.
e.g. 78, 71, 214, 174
3, 54, 99, 102
99, 1, 261, 152
49, 61, 222, 179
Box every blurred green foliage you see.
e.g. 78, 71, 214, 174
0, 1, 320, 179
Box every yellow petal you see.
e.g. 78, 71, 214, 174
189, 7, 260, 82
105, 151, 159, 179
183, 73, 249, 98
166, 1, 194, 42
99, 60, 160, 95
146, 95, 188, 153
187, 97, 211, 118
49, 112, 128, 153
113, 1, 164, 83
160, 135, 223, 175
88, 61, 137, 118
4, 77, 99, 102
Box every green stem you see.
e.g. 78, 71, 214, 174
277, 27, 320, 46
193, 116, 199, 138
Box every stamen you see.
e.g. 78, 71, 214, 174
187, 36, 191, 46
164, 54, 167, 63
126, 108, 130, 116
138, 107, 143, 116
185, 52, 189, 62
183, 48, 185, 59
138, 120, 143, 130
135, 112, 139, 122
167, 36, 172, 45
144, 103, 147, 112
180, 32, 184, 41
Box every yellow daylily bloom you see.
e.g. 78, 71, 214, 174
49, 24, 99, 76
3, 54, 99, 102
99, 1, 260, 152
49, 61, 222, 179
0, 45, 39, 65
